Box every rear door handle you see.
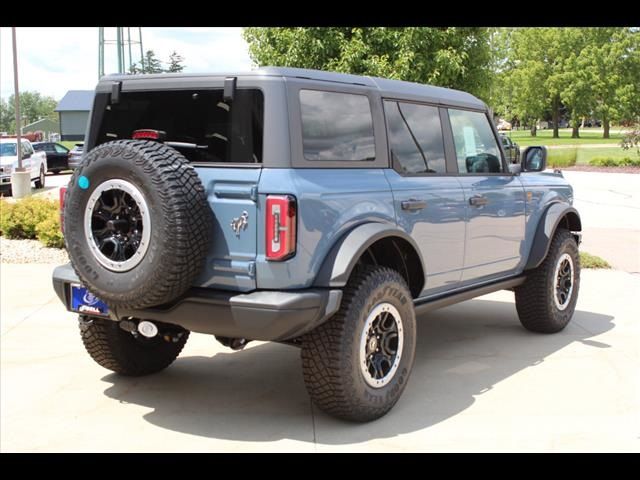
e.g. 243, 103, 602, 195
401, 199, 427, 211
469, 195, 488, 207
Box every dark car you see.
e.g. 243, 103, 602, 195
32, 142, 69, 174
500, 134, 520, 164
67, 143, 84, 169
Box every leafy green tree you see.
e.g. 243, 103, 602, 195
577, 28, 640, 138
129, 50, 186, 74
243, 27, 494, 100
166, 51, 185, 73
0, 91, 57, 133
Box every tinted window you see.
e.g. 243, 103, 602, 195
384, 101, 446, 174
54, 144, 68, 154
300, 90, 375, 161
97, 89, 263, 164
448, 109, 502, 173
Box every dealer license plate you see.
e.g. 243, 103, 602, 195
70, 284, 110, 317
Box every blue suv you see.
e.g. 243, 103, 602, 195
53, 68, 582, 422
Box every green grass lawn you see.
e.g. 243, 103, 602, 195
60, 140, 82, 150
506, 128, 623, 146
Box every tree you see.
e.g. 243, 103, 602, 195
0, 91, 57, 133
166, 51, 185, 73
577, 28, 640, 138
243, 27, 494, 100
129, 50, 186, 74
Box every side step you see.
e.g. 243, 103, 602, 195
414, 276, 526, 315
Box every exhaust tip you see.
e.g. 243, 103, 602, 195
138, 320, 158, 338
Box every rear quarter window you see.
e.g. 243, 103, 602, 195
300, 90, 375, 161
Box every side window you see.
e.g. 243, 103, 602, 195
448, 109, 503, 174
384, 100, 446, 174
300, 90, 375, 161
54, 144, 68, 154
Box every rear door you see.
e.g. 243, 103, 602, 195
383, 100, 466, 295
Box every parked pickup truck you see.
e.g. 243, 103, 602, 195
52, 68, 582, 422
0, 137, 48, 194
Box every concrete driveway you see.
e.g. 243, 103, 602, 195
1, 263, 638, 452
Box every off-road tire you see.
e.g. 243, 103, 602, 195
79, 316, 189, 376
301, 266, 416, 422
34, 165, 45, 189
515, 228, 580, 333
64, 140, 212, 309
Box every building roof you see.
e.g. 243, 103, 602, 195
22, 118, 59, 131
100, 67, 485, 110
55, 90, 94, 112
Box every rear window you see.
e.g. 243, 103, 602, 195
95, 89, 263, 164
300, 90, 375, 161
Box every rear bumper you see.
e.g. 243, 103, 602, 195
52, 264, 342, 341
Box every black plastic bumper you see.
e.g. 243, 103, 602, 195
52, 264, 342, 341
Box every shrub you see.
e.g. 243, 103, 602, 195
580, 251, 611, 269
36, 215, 65, 248
0, 196, 64, 248
589, 156, 640, 167
547, 148, 577, 168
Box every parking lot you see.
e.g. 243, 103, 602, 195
1, 170, 639, 452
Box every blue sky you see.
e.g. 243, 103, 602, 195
0, 27, 254, 100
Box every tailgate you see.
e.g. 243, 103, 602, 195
193, 167, 262, 292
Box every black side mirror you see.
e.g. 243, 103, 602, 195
522, 146, 547, 172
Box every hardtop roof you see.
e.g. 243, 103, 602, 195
100, 66, 486, 110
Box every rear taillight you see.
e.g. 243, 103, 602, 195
266, 195, 297, 261
132, 129, 166, 141
59, 186, 67, 233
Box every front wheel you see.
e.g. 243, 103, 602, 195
301, 266, 416, 422
515, 228, 580, 333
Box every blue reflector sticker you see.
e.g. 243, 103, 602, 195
70, 285, 109, 316
78, 176, 90, 189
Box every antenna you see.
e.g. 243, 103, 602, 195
98, 27, 144, 78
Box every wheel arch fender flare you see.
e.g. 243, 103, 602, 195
525, 203, 582, 270
313, 223, 426, 289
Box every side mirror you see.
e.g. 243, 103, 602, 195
522, 146, 547, 172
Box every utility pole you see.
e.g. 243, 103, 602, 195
10, 27, 31, 198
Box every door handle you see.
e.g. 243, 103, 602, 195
401, 199, 427, 211
469, 195, 488, 207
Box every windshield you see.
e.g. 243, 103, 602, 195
0, 143, 17, 157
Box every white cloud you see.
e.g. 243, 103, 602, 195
0, 27, 253, 101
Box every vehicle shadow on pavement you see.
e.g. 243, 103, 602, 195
101, 298, 614, 444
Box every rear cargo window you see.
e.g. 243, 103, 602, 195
300, 90, 375, 161
96, 89, 263, 164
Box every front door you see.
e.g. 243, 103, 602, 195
446, 108, 526, 283
383, 101, 466, 295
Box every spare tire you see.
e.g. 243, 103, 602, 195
63, 140, 212, 310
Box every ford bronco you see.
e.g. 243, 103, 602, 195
52, 68, 582, 422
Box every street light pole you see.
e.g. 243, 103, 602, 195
10, 27, 31, 198
12, 27, 22, 171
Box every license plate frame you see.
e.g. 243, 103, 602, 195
70, 284, 110, 317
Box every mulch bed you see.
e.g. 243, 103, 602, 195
560, 165, 640, 174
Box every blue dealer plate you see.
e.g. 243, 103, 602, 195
70, 284, 109, 317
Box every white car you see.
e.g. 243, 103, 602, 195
0, 137, 48, 195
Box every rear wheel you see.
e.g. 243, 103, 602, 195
79, 316, 189, 376
301, 266, 416, 422
515, 228, 580, 333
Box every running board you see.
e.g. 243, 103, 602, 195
414, 276, 526, 315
